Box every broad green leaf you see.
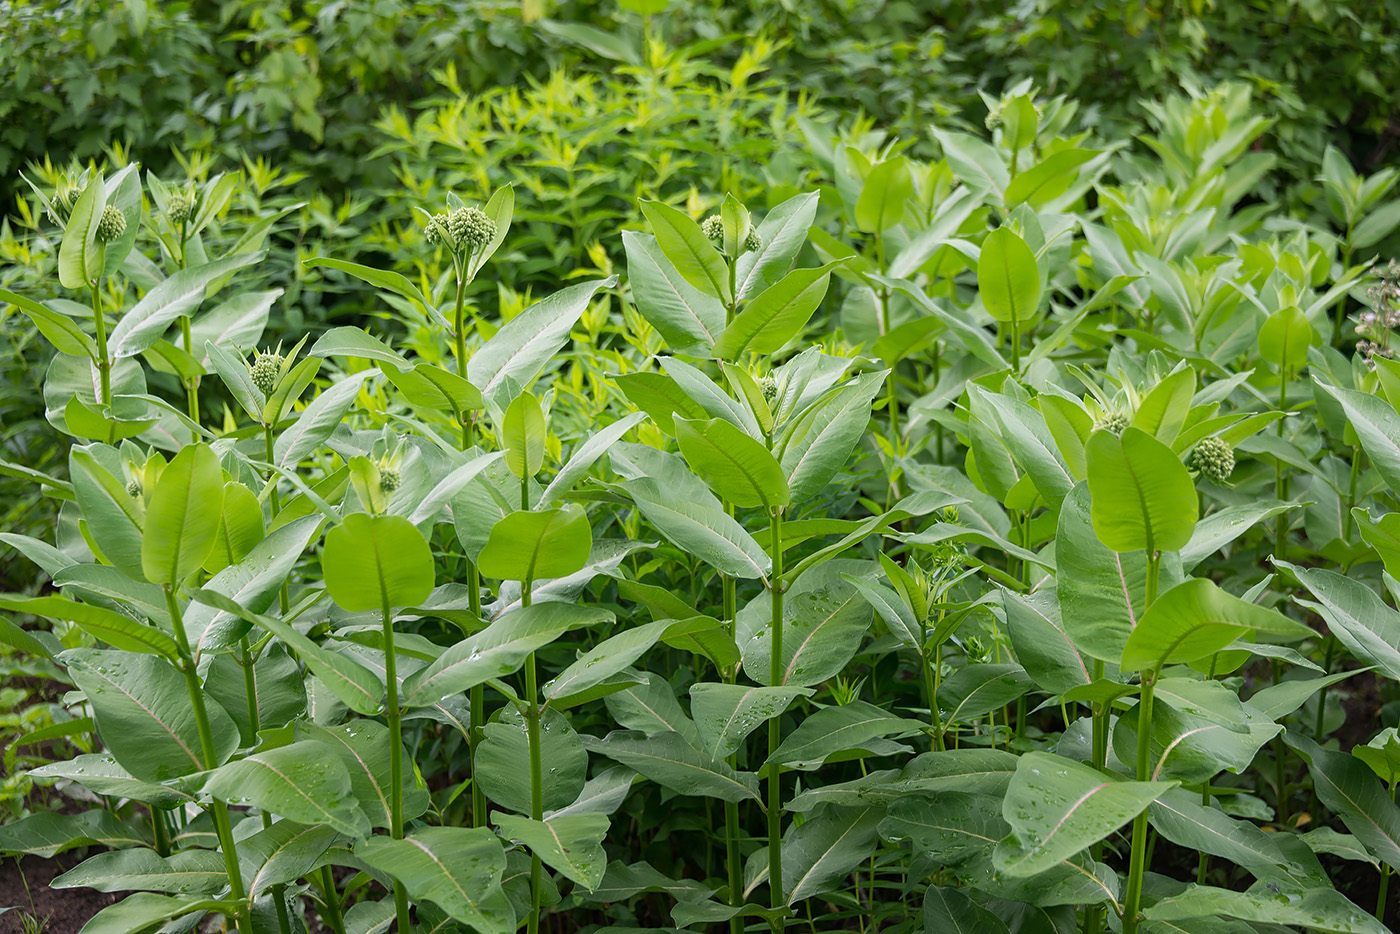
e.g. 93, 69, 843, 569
273, 369, 377, 470
1121, 578, 1307, 671
781, 804, 883, 904
1057, 482, 1183, 662
108, 253, 264, 358
467, 185, 515, 278
476, 707, 587, 814
0, 809, 148, 858
495, 813, 609, 891
309, 325, 409, 368
467, 277, 615, 406
938, 663, 1034, 723
1145, 884, 1387, 934
1286, 733, 1400, 872
587, 730, 761, 803
405, 451, 504, 526
740, 566, 872, 687
1353, 508, 1400, 579
205, 645, 306, 744
384, 362, 483, 420
1258, 306, 1312, 370
778, 372, 886, 502
737, 191, 820, 302
711, 262, 839, 359
768, 700, 917, 770
1152, 677, 1249, 732
932, 128, 1009, 201
1248, 670, 1360, 721
302, 256, 431, 310
993, 751, 1176, 876
323, 513, 435, 612
140, 443, 223, 584
1004, 149, 1100, 208
620, 476, 770, 580
356, 827, 513, 934
60, 649, 238, 781
1181, 500, 1298, 570
539, 411, 647, 507
239, 821, 341, 897
878, 791, 1007, 867
29, 754, 193, 809
847, 575, 921, 649
186, 515, 323, 655
978, 226, 1040, 324
1148, 788, 1310, 886
203, 740, 371, 837
855, 157, 912, 232
878, 748, 1021, 798
545, 619, 672, 702
189, 588, 381, 715
502, 390, 546, 479
58, 174, 105, 290
623, 229, 723, 350
688, 683, 811, 760
675, 416, 788, 509
1131, 367, 1196, 445
405, 603, 611, 706
70, 447, 145, 580
1003, 589, 1092, 695
297, 720, 429, 829
0, 288, 97, 357
74, 894, 213, 934
638, 201, 731, 302
0, 594, 176, 658
52, 848, 226, 895
1283, 560, 1400, 680
202, 480, 264, 574
1316, 383, 1400, 494
188, 289, 279, 365
477, 505, 592, 582
922, 885, 1011, 934
1086, 427, 1198, 553
1354, 727, 1400, 786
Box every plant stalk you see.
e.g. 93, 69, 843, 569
523, 579, 544, 934
380, 591, 410, 934
163, 586, 250, 933
89, 282, 111, 406
1122, 670, 1157, 934
767, 507, 785, 930
468, 560, 487, 829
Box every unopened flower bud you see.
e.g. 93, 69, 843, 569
378, 465, 401, 494
743, 229, 762, 253
1189, 435, 1235, 484
760, 375, 779, 404
250, 350, 282, 396
702, 215, 724, 244
1093, 411, 1129, 435
448, 206, 495, 252
167, 190, 193, 224
96, 205, 126, 242
126, 479, 141, 498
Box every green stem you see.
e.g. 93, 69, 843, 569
767, 508, 785, 930
1010, 313, 1021, 374
1380, 783, 1397, 922
180, 314, 199, 440
722, 565, 742, 934
164, 586, 249, 933
381, 592, 410, 934
921, 632, 942, 750
1086, 657, 1108, 934
317, 866, 347, 934
454, 264, 468, 378
1334, 236, 1353, 348
1343, 446, 1362, 540
524, 578, 543, 934
151, 807, 170, 857
1196, 783, 1211, 884
468, 560, 487, 829
1145, 552, 1160, 607
1122, 671, 1157, 934
89, 282, 111, 406
1275, 368, 1289, 560
264, 426, 289, 616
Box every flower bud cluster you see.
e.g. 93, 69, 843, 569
701, 215, 762, 255
1189, 435, 1235, 484
250, 349, 282, 396
1358, 260, 1400, 366
1093, 410, 1129, 435
425, 206, 495, 254
96, 205, 127, 242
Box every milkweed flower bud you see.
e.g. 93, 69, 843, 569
1093, 411, 1129, 435
378, 464, 401, 494
167, 190, 194, 224
51, 181, 79, 224
1189, 436, 1235, 483
702, 215, 724, 244
250, 350, 282, 396
760, 375, 779, 405
126, 479, 141, 498
448, 206, 495, 252
96, 205, 127, 242
743, 229, 762, 253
